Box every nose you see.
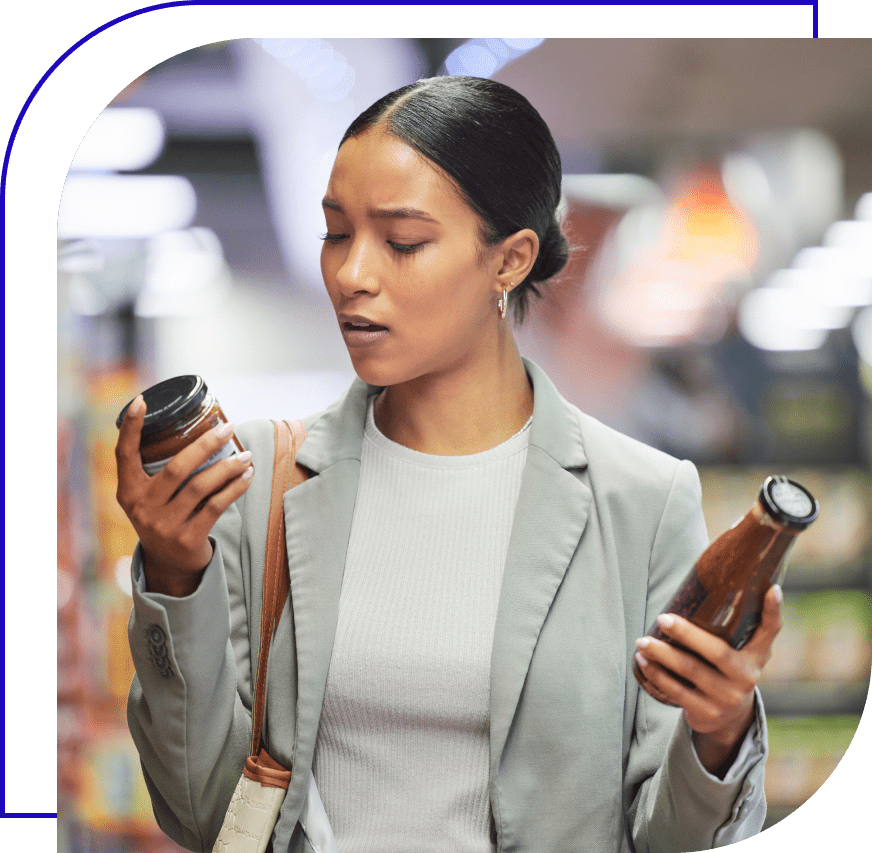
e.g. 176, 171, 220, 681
333, 236, 380, 298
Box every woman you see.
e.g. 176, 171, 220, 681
118, 76, 779, 853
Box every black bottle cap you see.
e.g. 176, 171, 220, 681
759, 476, 819, 531
116, 375, 207, 436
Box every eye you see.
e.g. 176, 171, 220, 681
387, 241, 426, 255
320, 232, 348, 244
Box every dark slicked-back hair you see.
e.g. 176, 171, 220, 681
340, 76, 569, 322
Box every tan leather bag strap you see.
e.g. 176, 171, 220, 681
250, 419, 309, 758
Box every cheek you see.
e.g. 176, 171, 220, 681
402, 269, 488, 348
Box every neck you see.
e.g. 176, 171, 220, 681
374, 328, 533, 456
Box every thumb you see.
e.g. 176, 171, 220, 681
745, 584, 784, 654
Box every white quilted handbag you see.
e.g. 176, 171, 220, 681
214, 766, 336, 853
212, 753, 290, 853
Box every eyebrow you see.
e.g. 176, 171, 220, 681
322, 197, 437, 224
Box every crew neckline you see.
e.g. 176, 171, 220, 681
363, 397, 532, 469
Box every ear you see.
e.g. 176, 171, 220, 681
493, 228, 539, 297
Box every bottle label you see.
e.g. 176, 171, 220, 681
142, 442, 238, 479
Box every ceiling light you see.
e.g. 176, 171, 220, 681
58, 174, 197, 239
855, 192, 872, 221
823, 220, 872, 250
738, 288, 829, 351
793, 245, 872, 282
68, 107, 165, 172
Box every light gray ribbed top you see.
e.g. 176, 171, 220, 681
312, 397, 531, 853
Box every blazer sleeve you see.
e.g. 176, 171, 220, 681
126, 467, 256, 851
625, 459, 769, 853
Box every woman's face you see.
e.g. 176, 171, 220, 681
320, 129, 503, 388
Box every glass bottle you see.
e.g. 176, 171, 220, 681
634, 475, 818, 704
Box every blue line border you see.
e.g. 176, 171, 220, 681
2, 0, 819, 823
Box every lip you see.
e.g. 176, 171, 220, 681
341, 326, 390, 348
338, 313, 390, 349
338, 312, 388, 328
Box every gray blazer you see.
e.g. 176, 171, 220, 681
127, 358, 768, 853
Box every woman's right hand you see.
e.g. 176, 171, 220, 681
115, 394, 255, 597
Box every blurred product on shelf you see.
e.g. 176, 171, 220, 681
79, 728, 156, 834
764, 715, 862, 811
89, 368, 148, 585
698, 467, 872, 584
761, 590, 872, 684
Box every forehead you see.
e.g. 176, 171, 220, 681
325, 130, 466, 214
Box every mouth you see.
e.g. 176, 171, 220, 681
342, 319, 388, 332
338, 314, 390, 348
339, 313, 387, 332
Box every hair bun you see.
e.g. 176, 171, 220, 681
529, 217, 569, 285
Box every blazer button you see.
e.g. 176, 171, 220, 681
146, 623, 174, 679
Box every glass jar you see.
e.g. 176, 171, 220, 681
116, 375, 242, 477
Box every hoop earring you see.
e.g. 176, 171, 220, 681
498, 286, 510, 320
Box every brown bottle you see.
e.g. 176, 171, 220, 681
634, 475, 818, 705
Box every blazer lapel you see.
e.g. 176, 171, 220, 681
489, 360, 592, 779
278, 376, 376, 805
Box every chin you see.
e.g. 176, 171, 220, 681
348, 353, 419, 389
348, 356, 395, 389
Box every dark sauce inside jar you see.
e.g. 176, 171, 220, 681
117, 375, 242, 477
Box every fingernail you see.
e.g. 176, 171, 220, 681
636, 637, 650, 650
635, 652, 649, 668
772, 584, 783, 604
657, 614, 675, 629
214, 421, 234, 439
237, 450, 252, 464
242, 466, 254, 481
129, 394, 144, 416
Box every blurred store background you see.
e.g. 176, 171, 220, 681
57, 38, 872, 852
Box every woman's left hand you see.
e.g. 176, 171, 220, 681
634, 584, 784, 777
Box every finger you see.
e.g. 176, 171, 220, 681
634, 652, 720, 722
743, 584, 784, 655
653, 613, 740, 679
115, 396, 148, 499
152, 421, 238, 501
184, 462, 254, 540
116, 395, 146, 462
170, 450, 254, 519
636, 636, 734, 701
636, 637, 755, 707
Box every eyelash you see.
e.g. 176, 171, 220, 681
387, 241, 426, 255
319, 233, 426, 255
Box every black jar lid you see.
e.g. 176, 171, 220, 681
116, 375, 208, 436
759, 476, 819, 530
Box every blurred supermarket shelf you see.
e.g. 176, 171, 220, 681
781, 561, 872, 592
760, 681, 871, 717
